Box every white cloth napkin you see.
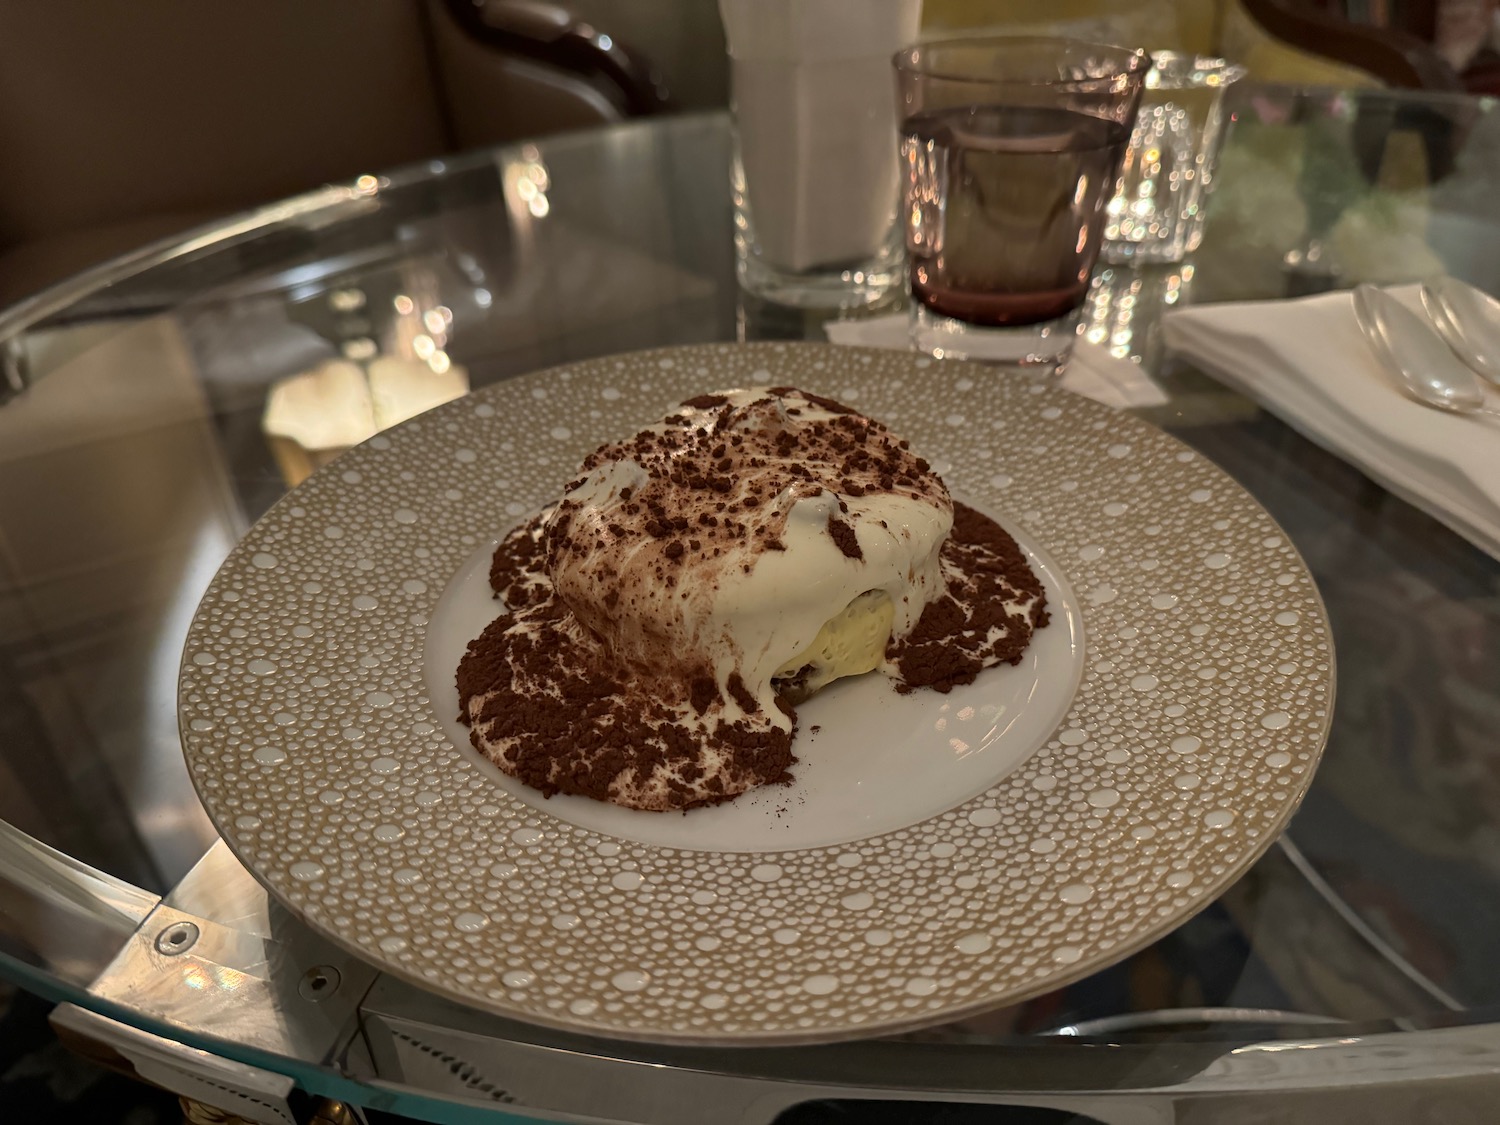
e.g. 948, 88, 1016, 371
1161, 287, 1500, 560
823, 312, 1169, 410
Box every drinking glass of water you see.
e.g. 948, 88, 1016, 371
1102, 52, 1246, 264
893, 38, 1149, 367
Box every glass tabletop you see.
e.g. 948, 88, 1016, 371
2, 88, 1499, 1121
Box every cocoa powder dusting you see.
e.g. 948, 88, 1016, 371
487, 516, 551, 607
458, 596, 794, 811
726, 672, 758, 713
888, 503, 1049, 694
689, 675, 719, 714
826, 514, 863, 560
458, 388, 1049, 814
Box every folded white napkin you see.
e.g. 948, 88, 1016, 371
823, 312, 1169, 410
1162, 287, 1500, 560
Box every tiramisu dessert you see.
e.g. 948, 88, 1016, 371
457, 387, 1048, 812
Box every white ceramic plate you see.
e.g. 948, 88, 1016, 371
179, 342, 1334, 1044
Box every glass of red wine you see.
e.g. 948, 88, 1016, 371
894, 38, 1149, 367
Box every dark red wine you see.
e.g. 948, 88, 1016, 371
901, 105, 1130, 327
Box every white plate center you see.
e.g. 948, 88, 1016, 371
426, 516, 1082, 852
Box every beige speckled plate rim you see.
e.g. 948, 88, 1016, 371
179, 341, 1336, 1046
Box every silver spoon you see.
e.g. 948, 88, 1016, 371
1352, 283, 1500, 421
1419, 275, 1500, 388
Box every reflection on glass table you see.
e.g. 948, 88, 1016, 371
0, 93, 1498, 1123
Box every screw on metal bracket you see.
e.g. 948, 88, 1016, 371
298, 964, 342, 1003
154, 921, 200, 956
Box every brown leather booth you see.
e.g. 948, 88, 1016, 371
0, 0, 668, 309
